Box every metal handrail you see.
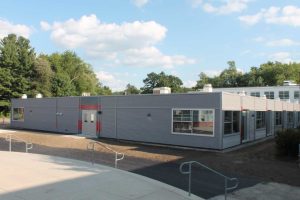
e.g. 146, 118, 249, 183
4, 134, 33, 153
87, 141, 125, 168
179, 161, 239, 200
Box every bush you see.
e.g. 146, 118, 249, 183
275, 129, 300, 157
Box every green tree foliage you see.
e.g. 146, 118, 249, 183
195, 61, 300, 89
47, 51, 108, 96
32, 55, 53, 97
0, 34, 36, 114
0, 34, 111, 115
0, 34, 36, 98
141, 72, 183, 94
125, 84, 140, 94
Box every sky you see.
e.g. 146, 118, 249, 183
1, 0, 300, 91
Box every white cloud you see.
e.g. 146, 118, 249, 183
96, 71, 128, 91
132, 0, 149, 8
266, 38, 299, 47
253, 36, 265, 42
203, 69, 222, 77
119, 47, 195, 69
0, 19, 32, 39
183, 80, 197, 88
40, 21, 51, 31
239, 5, 300, 26
193, 0, 250, 15
191, 0, 203, 8
269, 52, 292, 63
41, 14, 194, 68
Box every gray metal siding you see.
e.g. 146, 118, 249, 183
223, 134, 240, 149
11, 98, 57, 132
101, 93, 222, 149
57, 97, 80, 134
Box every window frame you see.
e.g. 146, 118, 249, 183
264, 91, 274, 99
294, 91, 300, 99
250, 92, 260, 97
287, 112, 294, 124
12, 107, 25, 121
275, 112, 282, 126
171, 108, 215, 137
256, 111, 266, 129
223, 111, 240, 135
279, 91, 289, 100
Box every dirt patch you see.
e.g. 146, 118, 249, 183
0, 128, 299, 187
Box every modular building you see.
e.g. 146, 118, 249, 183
11, 92, 300, 150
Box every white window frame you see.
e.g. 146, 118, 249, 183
12, 107, 25, 121
171, 108, 215, 137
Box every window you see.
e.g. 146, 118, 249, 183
256, 111, 266, 129
264, 91, 274, 99
224, 111, 240, 135
279, 91, 289, 100
12, 108, 24, 121
172, 109, 214, 136
250, 92, 260, 97
294, 91, 300, 99
275, 112, 282, 125
287, 112, 294, 124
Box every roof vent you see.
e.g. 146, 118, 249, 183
153, 87, 171, 94
283, 80, 297, 86
82, 92, 91, 96
203, 84, 213, 92
36, 93, 43, 98
239, 91, 246, 96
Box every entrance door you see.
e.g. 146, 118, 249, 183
241, 110, 250, 143
82, 110, 97, 137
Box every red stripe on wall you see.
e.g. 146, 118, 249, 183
80, 105, 99, 110
96, 121, 101, 132
78, 120, 82, 131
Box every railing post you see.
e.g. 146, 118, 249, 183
225, 178, 228, 200
188, 163, 192, 196
9, 134, 11, 152
298, 144, 300, 167
115, 153, 117, 168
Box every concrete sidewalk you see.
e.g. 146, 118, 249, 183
209, 182, 300, 200
0, 151, 203, 200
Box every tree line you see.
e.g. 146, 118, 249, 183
0, 34, 111, 115
1, 34, 300, 115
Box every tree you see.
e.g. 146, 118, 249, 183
31, 55, 53, 97
141, 72, 183, 94
125, 84, 140, 95
219, 61, 243, 87
47, 51, 111, 96
194, 72, 210, 89
0, 34, 36, 115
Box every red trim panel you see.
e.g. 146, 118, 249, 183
80, 105, 99, 110
78, 120, 82, 131
96, 121, 101, 132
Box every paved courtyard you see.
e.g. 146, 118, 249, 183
0, 151, 202, 200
